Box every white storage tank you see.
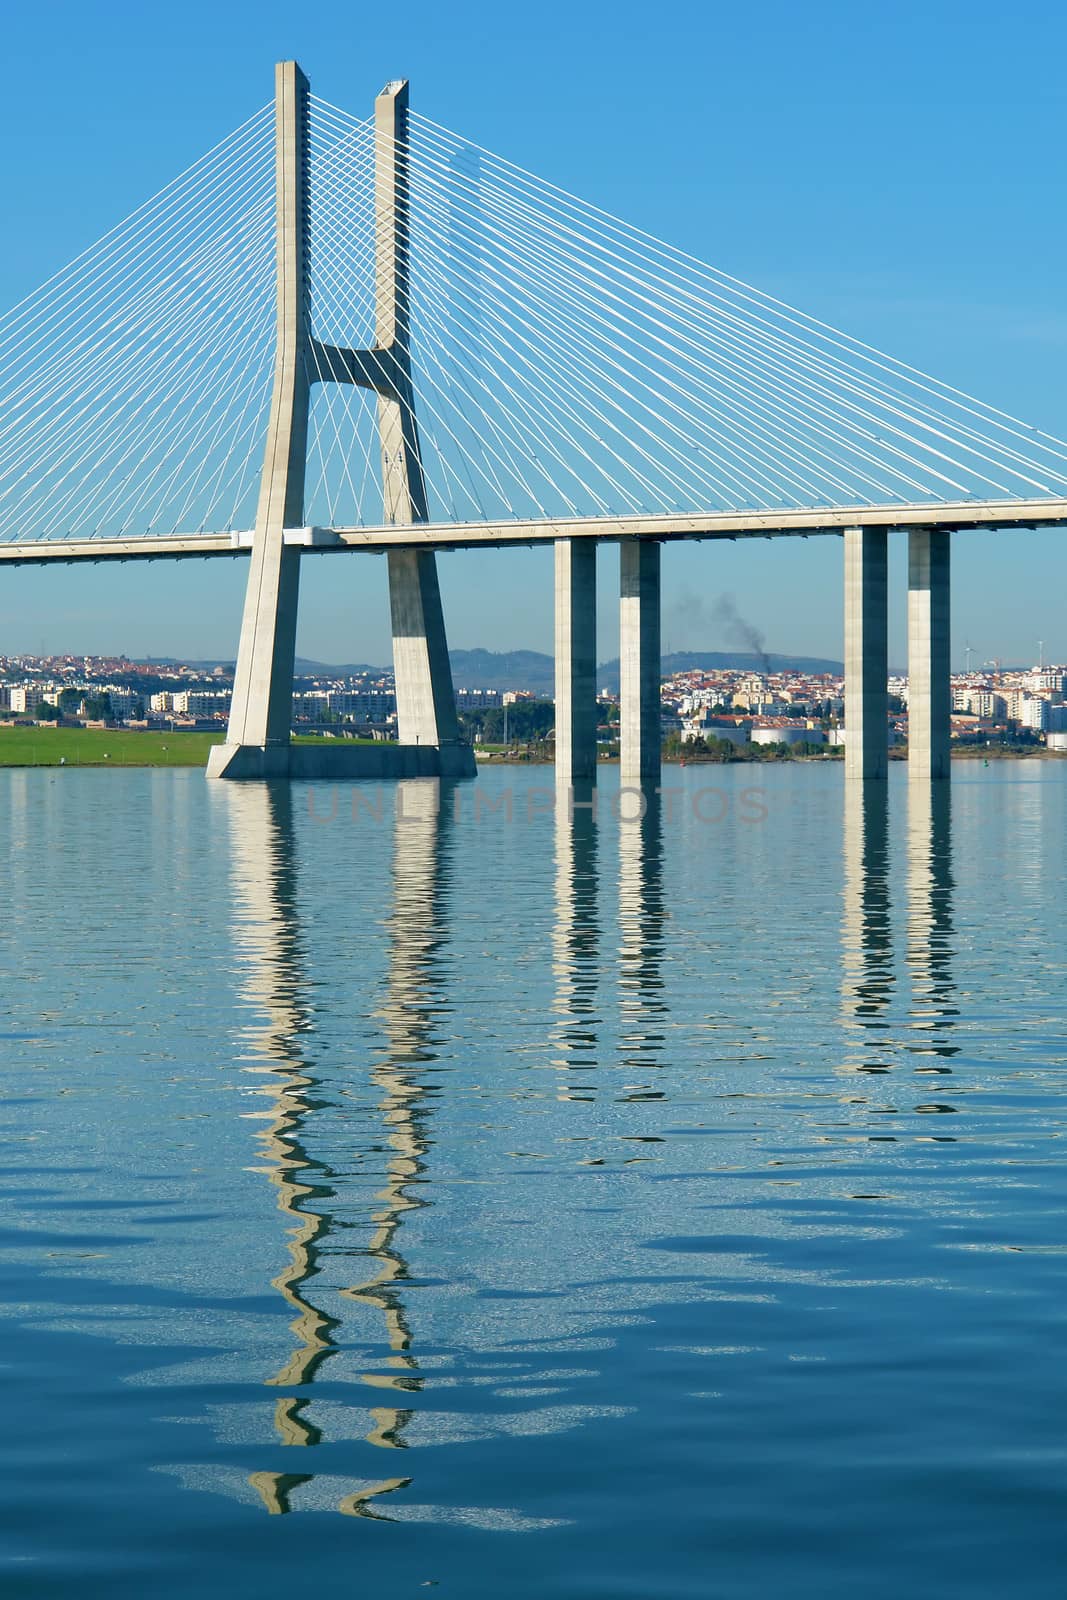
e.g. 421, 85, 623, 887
751, 724, 825, 747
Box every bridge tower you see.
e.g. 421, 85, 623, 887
208, 63, 473, 781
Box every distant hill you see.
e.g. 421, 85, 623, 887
293, 657, 385, 678
293, 647, 845, 693
594, 651, 842, 693
450, 648, 843, 695
137, 647, 843, 691
448, 648, 557, 694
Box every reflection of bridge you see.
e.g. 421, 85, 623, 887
4, 61, 1066, 783
212, 765, 961, 1516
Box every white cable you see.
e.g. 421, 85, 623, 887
411, 112, 1067, 466
403, 138, 1032, 501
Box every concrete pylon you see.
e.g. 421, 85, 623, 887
555, 539, 598, 786
619, 539, 661, 795
907, 528, 951, 780
843, 525, 888, 781
373, 83, 464, 756
208, 62, 309, 780
208, 67, 471, 781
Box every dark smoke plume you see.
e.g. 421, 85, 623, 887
667, 589, 769, 673
712, 594, 769, 674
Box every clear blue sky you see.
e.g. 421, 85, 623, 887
1, 0, 1065, 669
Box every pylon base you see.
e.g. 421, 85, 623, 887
206, 742, 476, 781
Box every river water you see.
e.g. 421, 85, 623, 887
1, 763, 1065, 1597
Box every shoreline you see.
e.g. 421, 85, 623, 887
0, 726, 1062, 770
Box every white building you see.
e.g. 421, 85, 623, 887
679, 688, 725, 715
102, 688, 142, 719
955, 689, 1007, 720
10, 686, 43, 714
172, 690, 230, 716
1019, 696, 1050, 732
326, 690, 395, 721
293, 691, 330, 721
455, 688, 502, 710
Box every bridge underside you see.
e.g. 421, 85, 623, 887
1, 516, 987, 788
2, 497, 1066, 566
0, 507, 1055, 787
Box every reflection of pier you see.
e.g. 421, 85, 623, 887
550, 788, 600, 1092
906, 780, 958, 1066
342, 779, 453, 1448
840, 779, 959, 1087
840, 783, 893, 1074
618, 795, 666, 1070
219, 778, 452, 1514
225, 783, 338, 1467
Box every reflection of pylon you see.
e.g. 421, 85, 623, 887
338, 1477, 412, 1519
341, 778, 445, 1450
222, 780, 434, 1517
248, 1471, 314, 1516
248, 1470, 412, 1518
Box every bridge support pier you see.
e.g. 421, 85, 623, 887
619, 540, 661, 795
907, 528, 951, 780
844, 526, 888, 781
389, 548, 464, 755
555, 540, 598, 787
206, 539, 302, 778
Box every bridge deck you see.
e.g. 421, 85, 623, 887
1, 498, 1066, 565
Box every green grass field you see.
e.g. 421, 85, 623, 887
290, 734, 379, 746
0, 727, 224, 766
0, 727, 389, 767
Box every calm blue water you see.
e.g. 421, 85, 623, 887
1, 762, 1065, 1597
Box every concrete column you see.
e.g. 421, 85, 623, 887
375, 81, 463, 756
619, 539, 661, 793
389, 548, 460, 747
844, 526, 888, 781
209, 62, 309, 779
555, 539, 598, 786
908, 528, 951, 780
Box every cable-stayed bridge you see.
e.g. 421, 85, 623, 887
2, 62, 1064, 781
